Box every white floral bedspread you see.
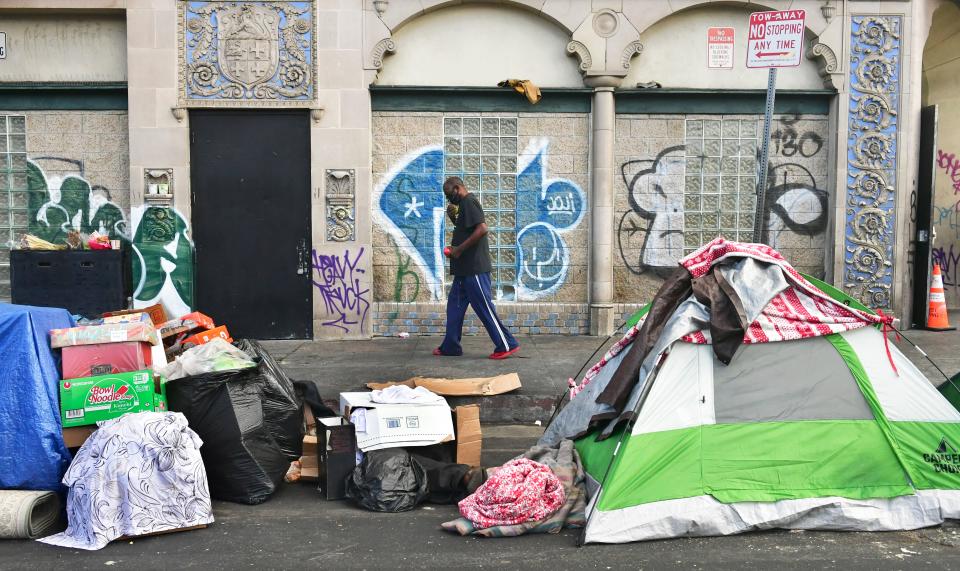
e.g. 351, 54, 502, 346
38, 412, 214, 550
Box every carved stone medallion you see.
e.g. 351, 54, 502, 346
179, 1, 316, 107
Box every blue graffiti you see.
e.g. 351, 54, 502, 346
515, 144, 585, 297
375, 140, 585, 300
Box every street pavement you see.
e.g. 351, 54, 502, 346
3, 328, 960, 568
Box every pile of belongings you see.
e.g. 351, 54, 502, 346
541, 238, 960, 544
441, 440, 587, 537
39, 412, 214, 550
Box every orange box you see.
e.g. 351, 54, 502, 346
182, 325, 232, 347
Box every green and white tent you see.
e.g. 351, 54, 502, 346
550, 240, 960, 543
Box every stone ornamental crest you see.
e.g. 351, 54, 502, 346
844, 15, 901, 309
179, 1, 315, 106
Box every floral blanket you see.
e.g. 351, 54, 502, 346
441, 440, 587, 537
38, 412, 214, 550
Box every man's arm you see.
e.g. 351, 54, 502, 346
450, 223, 488, 258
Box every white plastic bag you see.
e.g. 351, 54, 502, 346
158, 338, 255, 380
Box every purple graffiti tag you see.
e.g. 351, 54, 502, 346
933, 244, 960, 289
937, 149, 960, 196
312, 247, 370, 333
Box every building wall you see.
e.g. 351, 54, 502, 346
623, 5, 824, 90
0, 110, 130, 298
923, 1, 960, 309
375, 4, 583, 88
0, 12, 127, 83
370, 110, 593, 335
613, 112, 830, 303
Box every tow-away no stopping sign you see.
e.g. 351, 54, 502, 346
746, 10, 805, 68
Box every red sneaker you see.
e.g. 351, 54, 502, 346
489, 346, 520, 360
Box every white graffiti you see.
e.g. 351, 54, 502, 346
404, 196, 423, 218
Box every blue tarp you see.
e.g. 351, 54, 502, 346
0, 303, 74, 491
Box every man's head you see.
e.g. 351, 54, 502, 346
443, 176, 467, 204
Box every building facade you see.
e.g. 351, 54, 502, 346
0, 0, 953, 339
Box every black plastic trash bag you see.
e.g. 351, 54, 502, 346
234, 339, 304, 460
345, 449, 429, 512
166, 364, 290, 505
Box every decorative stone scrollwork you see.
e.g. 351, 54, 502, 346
370, 38, 396, 70
566, 40, 592, 73
326, 169, 355, 242
178, 1, 316, 107
806, 41, 839, 85
844, 16, 901, 309
621, 40, 644, 70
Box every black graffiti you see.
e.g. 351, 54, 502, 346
618, 145, 686, 276
758, 162, 829, 242
771, 115, 824, 158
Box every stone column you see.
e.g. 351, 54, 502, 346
588, 81, 617, 336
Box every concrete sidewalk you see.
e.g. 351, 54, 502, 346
263, 327, 960, 424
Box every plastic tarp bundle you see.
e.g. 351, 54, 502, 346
235, 339, 304, 460
38, 412, 213, 550
346, 449, 429, 512
0, 304, 74, 491
166, 346, 297, 504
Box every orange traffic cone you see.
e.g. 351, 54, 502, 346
927, 263, 955, 330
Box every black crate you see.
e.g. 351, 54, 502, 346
10, 249, 130, 318
316, 417, 357, 500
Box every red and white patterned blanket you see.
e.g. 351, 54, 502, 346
679, 238, 888, 344
570, 239, 890, 397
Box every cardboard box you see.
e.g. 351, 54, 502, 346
158, 312, 215, 341
59, 370, 168, 428
317, 417, 357, 500
366, 373, 521, 396
339, 392, 455, 452
182, 325, 232, 348
62, 426, 96, 448
50, 314, 159, 348
61, 341, 152, 379
453, 405, 482, 468
103, 304, 167, 329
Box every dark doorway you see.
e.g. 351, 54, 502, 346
912, 105, 937, 328
190, 110, 312, 339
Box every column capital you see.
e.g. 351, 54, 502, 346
584, 75, 623, 89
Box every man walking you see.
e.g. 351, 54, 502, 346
433, 176, 520, 359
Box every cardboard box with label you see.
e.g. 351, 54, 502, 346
61, 341, 153, 379
339, 392, 455, 452
337, 393, 482, 467
59, 370, 168, 428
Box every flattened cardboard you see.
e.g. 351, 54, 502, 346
365, 373, 521, 396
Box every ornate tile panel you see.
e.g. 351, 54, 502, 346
179, 1, 315, 107
844, 16, 901, 309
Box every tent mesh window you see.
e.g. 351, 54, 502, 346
443, 115, 520, 300
682, 117, 759, 255
0, 115, 28, 301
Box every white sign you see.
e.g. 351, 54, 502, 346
0, 33, 5, 60
746, 10, 806, 68
707, 27, 734, 69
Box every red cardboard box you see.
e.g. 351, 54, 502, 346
62, 341, 153, 379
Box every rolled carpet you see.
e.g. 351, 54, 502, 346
0, 490, 60, 539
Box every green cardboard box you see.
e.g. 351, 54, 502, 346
59, 370, 168, 428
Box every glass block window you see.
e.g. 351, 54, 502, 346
683, 118, 759, 255
443, 116, 520, 299
0, 115, 28, 301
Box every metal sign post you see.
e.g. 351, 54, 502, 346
753, 68, 777, 243
745, 9, 806, 244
